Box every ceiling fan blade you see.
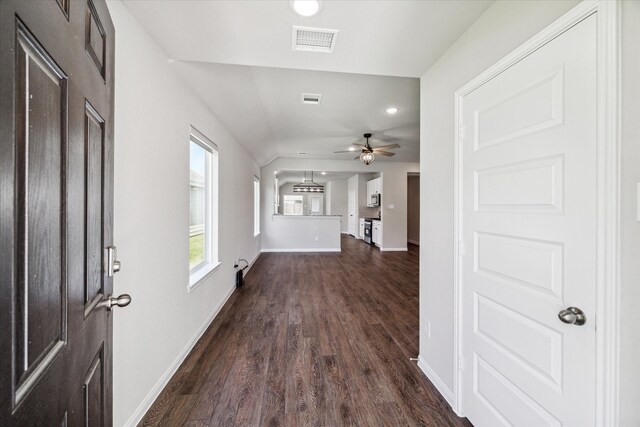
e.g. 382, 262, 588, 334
372, 144, 401, 150
375, 151, 396, 157
351, 143, 366, 147
354, 155, 361, 160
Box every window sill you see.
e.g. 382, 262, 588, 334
188, 261, 221, 292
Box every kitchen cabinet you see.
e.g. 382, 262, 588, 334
372, 220, 382, 247
359, 218, 365, 239
374, 178, 381, 195
366, 177, 382, 207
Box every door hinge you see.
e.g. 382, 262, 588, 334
458, 240, 466, 256
458, 355, 465, 371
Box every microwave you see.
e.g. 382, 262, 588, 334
370, 193, 380, 207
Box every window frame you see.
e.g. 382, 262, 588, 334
188, 126, 220, 290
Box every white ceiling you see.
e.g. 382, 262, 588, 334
172, 61, 420, 165
122, 0, 493, 166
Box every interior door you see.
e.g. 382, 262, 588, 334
348, 190, 356, 236
309, 194, 323, 215
460, 14, 596, 427
0, 0, 118, 425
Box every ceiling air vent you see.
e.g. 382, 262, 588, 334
302, 93, 321, 105
292, 26, 339, 53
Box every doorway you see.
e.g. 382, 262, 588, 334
407, 173, 420, 246
348, 189, 357, 236
454, 5, 619, 425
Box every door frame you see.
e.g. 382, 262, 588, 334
452, 0, 620, 424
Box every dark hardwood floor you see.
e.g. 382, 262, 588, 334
140, 235, 471, 427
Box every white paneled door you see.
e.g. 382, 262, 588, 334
348, 190, 357, 236
460, 14, 596, 427
309, 195, 323, 215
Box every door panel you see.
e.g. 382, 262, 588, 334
309, 195, 323, 215
14, 21, 68, 405
84, 345, 105, 427
461, 15, 596, 427
348, 190, 356, 236
85, 101, 106, 312
0, 0, 115, 425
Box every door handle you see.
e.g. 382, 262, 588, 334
558, 307, 586, 325
98, 294, 132, 311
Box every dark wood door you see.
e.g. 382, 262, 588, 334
0, 0, 115, 425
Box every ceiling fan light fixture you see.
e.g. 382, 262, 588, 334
360, 151, 375, 165
291, 0, 321, 17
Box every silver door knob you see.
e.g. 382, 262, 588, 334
98, 294, 131, 311
558, 307, 586, 325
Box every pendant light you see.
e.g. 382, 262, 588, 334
293, 171, 325, 193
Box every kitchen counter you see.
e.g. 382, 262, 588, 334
263, 215, 341, 252
274, 214, 342, 218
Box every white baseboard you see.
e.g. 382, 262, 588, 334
261, 248, 341, 253
380, 247, 408, 252
408, 239, 420, 246
417, 355, 455, 411
243, 251, 261, 274
123, 285, 236, 427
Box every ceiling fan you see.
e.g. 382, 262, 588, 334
333, 133, 400, 165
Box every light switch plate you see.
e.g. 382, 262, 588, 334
388, 204, 395, 209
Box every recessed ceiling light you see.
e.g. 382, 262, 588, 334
386, 107, 399, 114
291, 0, 321, 17
348, 147, 356, 152
321, 171, 326, 175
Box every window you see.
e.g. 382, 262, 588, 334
283, 195, 304, 215
254, 177, 260, 236
189, 127, 219, 289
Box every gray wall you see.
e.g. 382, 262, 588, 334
407, 175, 420, 244
419, 0, 580, 399
619, 2, 640, 425
108, 2, 261, 425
